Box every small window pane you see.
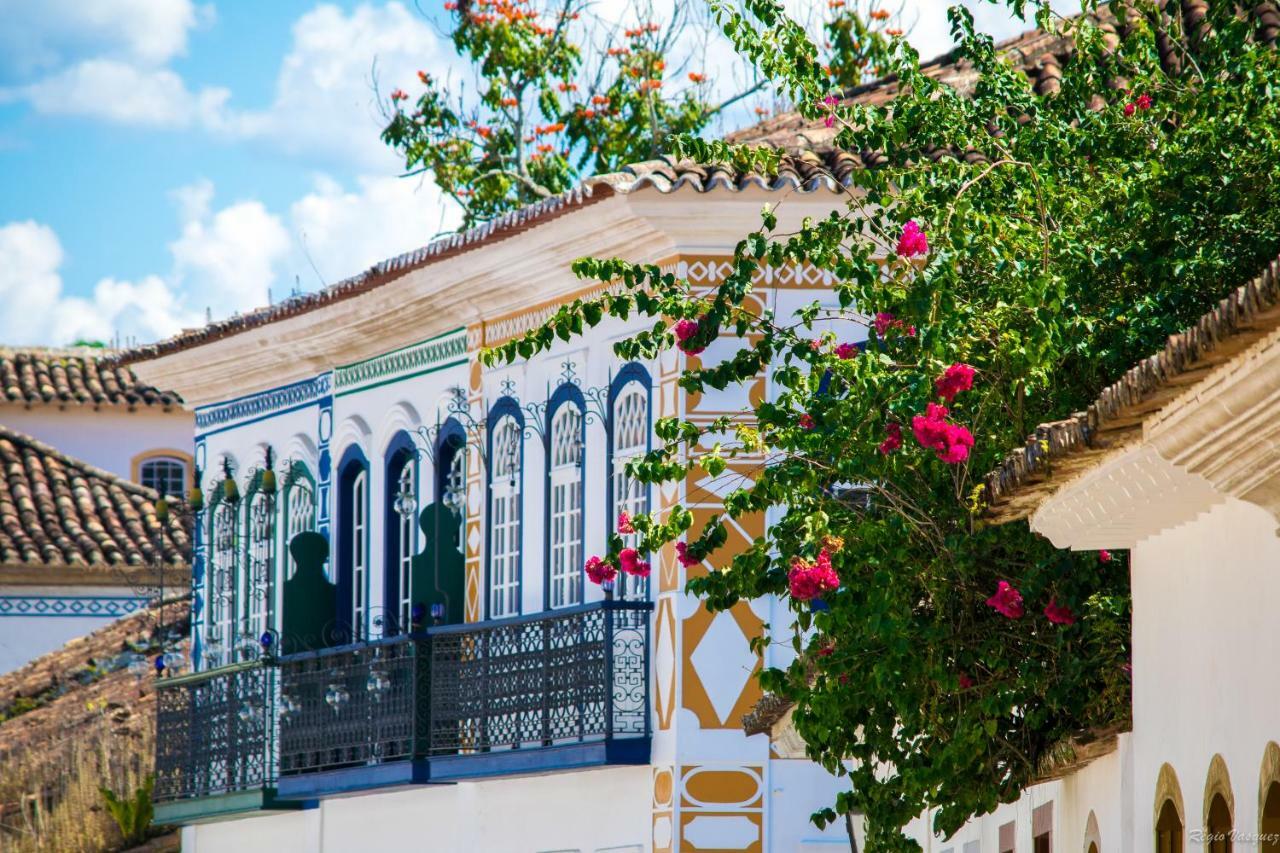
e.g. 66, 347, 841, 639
141, 458, 186, 497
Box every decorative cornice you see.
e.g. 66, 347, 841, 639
0, 594, 147, 618
335, 328, 467, 394
195, 373, 332, 431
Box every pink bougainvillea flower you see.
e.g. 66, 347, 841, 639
958, 672, 975, 690
824, 114, 836, 128
822, 94, 840, 106
985, 580, 1024, 619
798, 413, 816, 430
1123, 101, 1136, 116
1136, 93, 1152, 110
935, 362, 976, 401
878, 421, 903, 454
585, 556, 616, 585
788, 549, 840, 601
619, 548, 644, 575
808, 339, 822, 351
911, 403, 974, 463
617, 511, 635, 534
835, 342, 858, 360
630, 559, 652, 578
390, 88, 408, 101
895, 220, 929, 258
673, 318, 706, 355
873, 312, 896, 336
1098, 549, 1112, 564
674, 541, 700, 568
1044, 598, 1076, 626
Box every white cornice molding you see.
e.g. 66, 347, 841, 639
132, 187, 845, 408
1030, 446, 1226, 550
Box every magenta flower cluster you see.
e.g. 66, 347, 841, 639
895, 220, 929, 258
788, 549, 840, 601
674, 318, 705, 355
911, 403, 975, 464
985, 580, 1077, 626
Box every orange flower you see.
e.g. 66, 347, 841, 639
417, 70, 431, 84
688, 72, 706, 83
591, 95, 610, 105
500, 97, 518, 107
557, 82, 578, 92
886, 27, 903, 36
869, 8, 890, 19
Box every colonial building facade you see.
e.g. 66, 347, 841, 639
127, 168, 862, 852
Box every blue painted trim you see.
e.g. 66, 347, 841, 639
336, 445, 370, 640
433, 418, 466, 505
543, 383, 586, 611
485, 398, 524, 620
195, 374, 332, 435
274, 739, 649, 800
606, 363, 653, 602
0, 595, 146, 618
276, 759, 435, 800
382, 431, 417, 630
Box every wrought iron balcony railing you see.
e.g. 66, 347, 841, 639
154, 661, 276, 805
155, 600, 651, 812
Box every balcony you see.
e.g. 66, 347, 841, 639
152, 662, 302, 824
154, 600, 652, 818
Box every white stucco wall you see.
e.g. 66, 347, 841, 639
182, 765, 650, 853
902, 736, 1128, 853
1129, 496, 1280, 850
0, 584, 148, 674
0, 406, 192, 482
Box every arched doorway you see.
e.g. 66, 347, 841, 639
1262, 781, 1280, 852
1206, 792, 1232, 853
1156, 798, 1183, 853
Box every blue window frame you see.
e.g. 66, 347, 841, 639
545, 384, 585, 610
608, 364, 652, 601
336, 445, 370, 641
383, 431, 417, 635
486, 398, 524, 619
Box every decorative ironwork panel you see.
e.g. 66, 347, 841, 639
154, 663, 275, 803
426, 601, 650, 755
278, 637, 421, 775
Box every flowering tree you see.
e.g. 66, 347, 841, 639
486, 0, 1280, 847
381, 0, 903, 227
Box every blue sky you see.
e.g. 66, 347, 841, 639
0, 0, 1044, 348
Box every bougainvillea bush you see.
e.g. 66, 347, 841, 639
485, 0, 1280, 847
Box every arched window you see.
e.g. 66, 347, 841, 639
488, 407, 523, 618
436, 421, 466, 547
610, 367, 650, 601
547, 396, 584, 609
1156, 799, 1183, 853
283, 463, 316, 580
242, 473, 274, 643
139, 455, 188, 497
337, 449, 370, 641
384, 435, 417, 634
1207, 793, 1232, 853
206, 476, 238, 668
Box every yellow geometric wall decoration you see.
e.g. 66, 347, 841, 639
681, 601, 764, 729
654, 596, 677, 730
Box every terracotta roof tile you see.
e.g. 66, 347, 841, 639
0, 425, 189, 569
0, 348, 181, 409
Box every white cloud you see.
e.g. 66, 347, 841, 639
230, 2, 454, 171
17, 59, 231, 128
0, 170, 459, 347
0, 0, 210, 82
0, 220, 197, 346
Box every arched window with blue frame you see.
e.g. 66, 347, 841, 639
336, 446, 370, 641
435, 418, 467, 549
487, 399, 523, 619
383, 431, 418, 634
609, 364, 652, 601
545, 384, 585, 609
241, 469, 274, 643
205, 467, 238, 667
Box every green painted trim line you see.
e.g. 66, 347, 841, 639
158, 660, 262, 688
336, 357, 468, 397
334, 328, 468, 393
153, 788, 302, 825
